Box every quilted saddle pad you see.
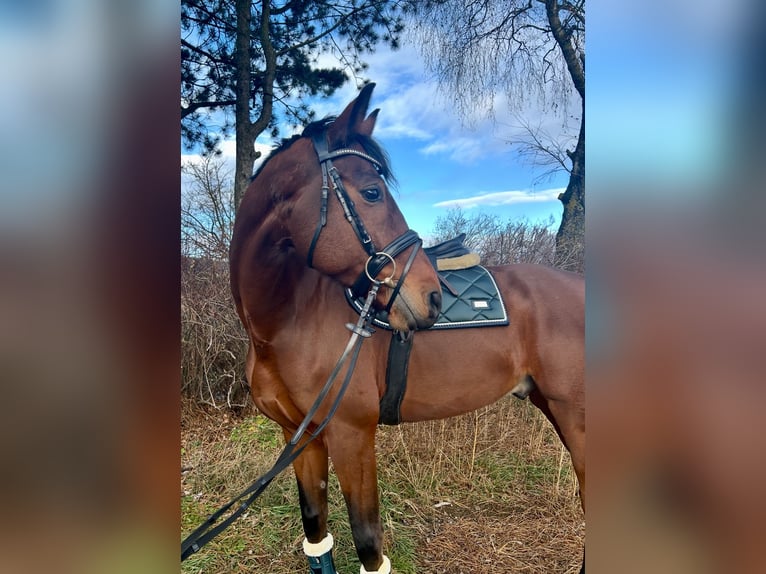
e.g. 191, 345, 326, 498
345, 265, 509, 330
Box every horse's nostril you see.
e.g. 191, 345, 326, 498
429, 291, 442, 317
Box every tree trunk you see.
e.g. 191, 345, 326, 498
545, 0, 584, 100
555, 106, 584, 272
545, 0, 585, 272
234, 0, 277, 209
234, 0, 254, 209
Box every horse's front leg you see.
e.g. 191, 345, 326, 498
325, 422, 389, 574
284, 431, 336, 574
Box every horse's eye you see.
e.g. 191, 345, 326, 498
361, 187, 382, 203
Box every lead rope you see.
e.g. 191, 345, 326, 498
181, 282, 382, 561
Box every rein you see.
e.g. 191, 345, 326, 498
182, 281, 383, 561
182, 130, 421, 562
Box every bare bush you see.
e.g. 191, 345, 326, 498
554, 232, 584, 274
429, 207, 575, 268
181, 256, 250, 409
181, 156, 249, 409
181, 155, 235, 260
481, 217, 558, 266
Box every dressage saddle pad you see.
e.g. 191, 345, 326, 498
345, 264, 508, 330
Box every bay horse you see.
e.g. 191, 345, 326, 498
230, 83, 584, 573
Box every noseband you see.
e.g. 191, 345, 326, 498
307, 130, 422, 314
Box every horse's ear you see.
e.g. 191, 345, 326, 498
359, 108, 379, 137
328, 83, 376, 145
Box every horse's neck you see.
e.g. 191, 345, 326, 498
235, 218, 324, 343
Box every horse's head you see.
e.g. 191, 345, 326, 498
267, 84, 441, 331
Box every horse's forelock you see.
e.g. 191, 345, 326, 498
302, 116, 395, 183
301, 116, 336, 140
350, 133, 396, 187
251, 116, 395, 185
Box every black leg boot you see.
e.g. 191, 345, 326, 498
303, 534, 337, 574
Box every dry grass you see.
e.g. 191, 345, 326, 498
181, 395, 584, 573
181, 257, 250, 410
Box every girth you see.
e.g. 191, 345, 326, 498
378, 331, 413, 425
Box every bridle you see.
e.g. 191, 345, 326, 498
307, 129, 423, 315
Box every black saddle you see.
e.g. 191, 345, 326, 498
424, 233, 471, 267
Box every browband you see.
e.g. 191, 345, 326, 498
320, 148, 383, 171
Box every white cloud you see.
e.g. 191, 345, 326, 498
339, 49, 579, 166
433, 188, 563, 209
418, 135, 500, 163
181, 36, 579, 175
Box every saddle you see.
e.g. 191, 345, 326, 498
424, 233, 481, 270
344, 234, 510, 425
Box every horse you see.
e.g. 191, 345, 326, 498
229, 83, 585, 573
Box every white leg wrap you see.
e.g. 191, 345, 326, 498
303, 533, 334, 557
360, 555, 391, 574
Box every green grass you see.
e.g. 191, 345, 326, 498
229, 416, 282, 448
181, 397, 584, 573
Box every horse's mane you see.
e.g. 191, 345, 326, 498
251, 116, 396, 186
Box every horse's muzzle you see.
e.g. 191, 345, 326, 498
428, 290, 442, 321
391, 287, 441, 331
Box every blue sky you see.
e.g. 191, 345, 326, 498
182, 39, 578, 240
586, 0, 745, 212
